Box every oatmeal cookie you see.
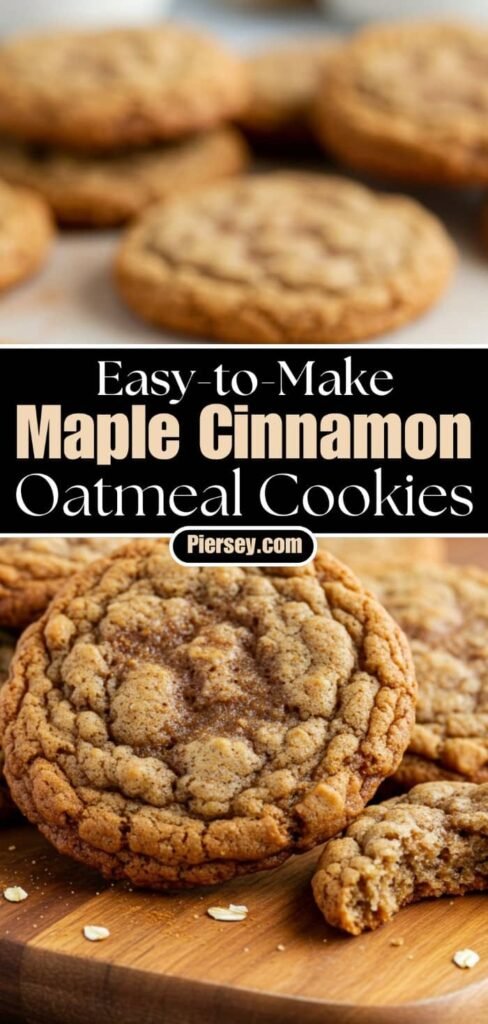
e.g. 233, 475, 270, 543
364, 563, 488, 788
0, 630, 16, 822
0, 541, 415, 888
318, 538, 445, 577
115, 173, 455, 344
0, 27, 248, 151
240, 38, 337, 145
312, 781, 488, 934
316, 23, 488, 185
0, 129, 249, 227
0, 538, 122, 629
0, 179, 53, 294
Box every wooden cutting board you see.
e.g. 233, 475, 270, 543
0, 823, 487, 1024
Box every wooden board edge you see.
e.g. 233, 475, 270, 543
0, 938, 486, 1024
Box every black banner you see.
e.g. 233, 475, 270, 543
1, 345, 484, 534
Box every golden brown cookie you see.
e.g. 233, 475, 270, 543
318, 538, 445, 577
315, 23, 488, 185
0, 630, 17, 822
0, 541, 415, 889
0, 129, 249, 227
0, 538, 122, 629
0, 179, 53, 294
115, 173, 455, 344
364, 562, 488, 789
312, 781, 488, 935
0, 27, 248, 152
240, 38, 337, 145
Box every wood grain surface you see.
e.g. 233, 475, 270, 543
0, 821, 487, 1024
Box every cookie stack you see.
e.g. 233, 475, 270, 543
0, 24, 249, 238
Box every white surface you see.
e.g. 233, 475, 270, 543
1, 0, 487, 347
323, 0, 488, 21
0, 0, 172, 33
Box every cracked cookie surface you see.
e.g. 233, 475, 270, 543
240, 38, 337, 144
0, 27, 248, 151
115, 172, 455, 344
0, 538, 122, 629
313, 781, 488, 934
0, 129, 249, 227
0, 179, 53, 294
364, 563, 488, 788
0, 541, 415, 888
0, 630, 16, 821
316, 22, 488, 184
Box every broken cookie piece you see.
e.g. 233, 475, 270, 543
312, 782, 488, 935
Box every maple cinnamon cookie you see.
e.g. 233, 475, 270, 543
0, 129, 249, 227
115, 173, 455, 344
364, 563, 488, 789
0, 541, 415, 888
0, 179, 53, 294
240, 38, 337, 145
0, 538, 122, 629
319, 538, 445, 576
316, 23, 488, 185
0, 27, 248, 152
0, 630, 16, 822
313, 782, 488, 935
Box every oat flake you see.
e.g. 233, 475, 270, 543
83, 925, 110, 942
453, 949, 480, 970
3, 886, 28, 903
207, 905, 248, 922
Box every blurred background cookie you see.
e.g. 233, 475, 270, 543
0, 26, 248, 151
116, 172, 455, 343
364, 562, 488, 788
0, 129, 249, 227
0, 538, 122, 628
239, 37, 337, 146
315, 22, 488, 184
0, 179, 54, 294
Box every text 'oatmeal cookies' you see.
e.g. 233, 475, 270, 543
0, 541, 415, 888
316, 22, 488, 185
312, 781, 488, 934
115, 173, 455, 344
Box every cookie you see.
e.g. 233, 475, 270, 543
364, 563, 488, 789
0, 541, 415, 889
312, 781, 488, 935
240, 38, 337, 145
318, 538, 445, 577
0, 27, 248, 152
316, 23, 488, 185
115, 173, 455, 344
0, 538, 122, 629
0, 179, 53, 294
0, 129, 249, 227
0, 630, 17, 822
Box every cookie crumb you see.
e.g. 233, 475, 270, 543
3, 886, 28, 903
207, 905, 248, 922
83, 925, 110, 942
453, 949, 479, 970
276, 944, 286, 952
8, 845, 16, 852
390, 938, 405, 947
